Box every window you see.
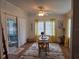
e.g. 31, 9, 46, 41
46, 21, 55, 36
46, 21, 52, 35
38, 21, 44, 35
35, 20, 55, 36
67, 18, 71, 38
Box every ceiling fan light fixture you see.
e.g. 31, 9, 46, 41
38, 10, 45, 16
38, 13, 44, 16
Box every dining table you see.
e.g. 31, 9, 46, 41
38, 36, 49, 56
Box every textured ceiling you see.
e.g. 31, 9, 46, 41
6, 0, 71, 15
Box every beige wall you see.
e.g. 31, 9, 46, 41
1, 0, 30, 48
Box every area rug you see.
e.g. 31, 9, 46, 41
20, 43, 65, 59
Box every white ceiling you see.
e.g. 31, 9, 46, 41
6, 0, 71, 15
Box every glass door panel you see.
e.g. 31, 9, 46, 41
7, 17, 18, 47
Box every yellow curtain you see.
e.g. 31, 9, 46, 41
48, 19, 56, 42
35, 19, 38, 36
35, 19, 39, 42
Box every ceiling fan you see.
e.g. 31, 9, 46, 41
36, 6, 52, 16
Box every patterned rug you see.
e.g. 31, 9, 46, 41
20, 43, 65, 59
